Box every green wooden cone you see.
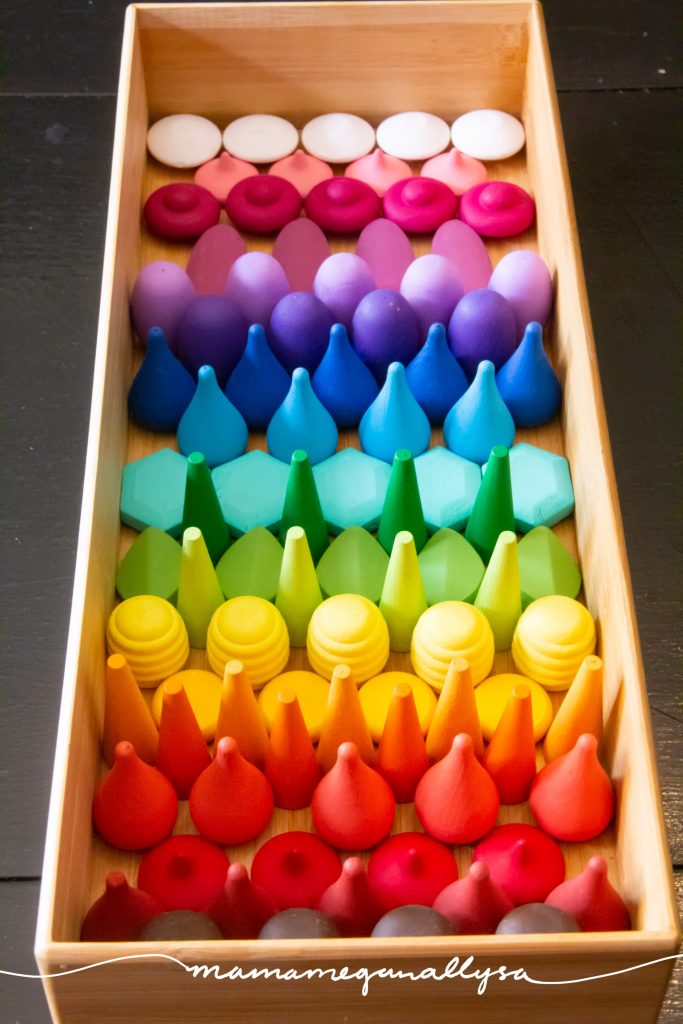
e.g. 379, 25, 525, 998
276, 526, 323, 646
177, 526, 225, 648
377, 448, 427, 555
316, 527, 389, 602
116, 528, 182, 603
474, 530, 522, 650
465, 445, 515, 562
215, 527, 284, 601
280, 449, 329, 564
418, 528, 485, 604
518, 526, 582, 603
379, 530, 428, 652
182, 451, 230, 564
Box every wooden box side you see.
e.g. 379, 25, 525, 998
523, 2, 679, 940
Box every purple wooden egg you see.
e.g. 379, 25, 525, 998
488, 250, 554, 338
313, 253, 375, 330
176, 295, 248, 386
399, 254, 464, 337
351, 288, 421, 382
447, 288, 517, 379
269, 291, 335, 373
224, 251, 289, 327
130, 261, 196, 351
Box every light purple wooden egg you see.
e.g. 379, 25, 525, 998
399, 254, 464, 337
130, 261, 196, 350
269, 291, 335, 373
447, 287, 517, 380
313, 252, 375, 330
488, 250, 553, 338
224, 251, 289, 327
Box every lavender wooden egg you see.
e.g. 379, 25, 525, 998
269, 291, 335, 373
399, 254, 464, 337
224, 251, 289, 328
488, 250, 554, 338
351, 288, 421, 382
176, 295, 248, 386
313, 253, 375, 330
447, 288, 517, 379
130, 261, 196, 350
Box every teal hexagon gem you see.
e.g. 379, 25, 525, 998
212, 449, 289, 535
484, 442, 575, 532
414, 445, 481, 532
313, 448, 391, 534
120, 448, 187, 536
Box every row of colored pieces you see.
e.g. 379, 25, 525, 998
147, 110, 526, 168
144, 175, 534, 238
130, 316, 560, 456
95, 680, 610, 850
133, 221, 551, 330
194, 148, 488, 202
82, 838, 628, 941
121, 441, 574, 567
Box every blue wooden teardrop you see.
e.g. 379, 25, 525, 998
495, 322, 562, 427
359, 361, 431, 463
177, 364, 248, 468
443, 359, 515, 464
267, 367, 338, 465
311, 323, 379, 428
128, 327, 196, 431
225, 323, 291, 430
405, 323, 469, 425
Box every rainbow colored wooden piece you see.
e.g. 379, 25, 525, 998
307, 594, 389, 683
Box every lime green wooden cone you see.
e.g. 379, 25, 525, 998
474, 530, 522, 650
377, 449, 427, 555
465, 445, 515, 562
280, 449, 329, 564
379, 530, 428, 652
177, 526, 225, 648
276, 525, 323, 647
182, 451, 230, 564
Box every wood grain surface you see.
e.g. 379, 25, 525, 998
0, 2, 680, 1021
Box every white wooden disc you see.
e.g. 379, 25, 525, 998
376, 111, 450, 160
147, 114, 222, 169
223, 114, 299, 163
451, 109, 526, 161
301, 113, 375, 163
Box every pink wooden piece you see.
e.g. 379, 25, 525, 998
356, 218, 414, 291
431, 219, 494, 293
272, 219, 331, 292
187, 224, 246, 295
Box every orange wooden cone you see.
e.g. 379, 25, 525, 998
425, 656, 483, 762
214, 659, 269, 765
543, 654, 603, 762
157, 678, 212, 798
377, 684, 429, 802
317, 664, 375, 771
102, 653, 158, 766
265, 690, 322, 809
483, 683, 536, 804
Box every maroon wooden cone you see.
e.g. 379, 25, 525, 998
80, 871, 163, 941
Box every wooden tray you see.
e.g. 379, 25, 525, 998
34, 4, 680, 1022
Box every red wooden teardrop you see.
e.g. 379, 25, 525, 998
433, 861, 514, 934
251, 831, 342, 910
202, 863, 277, 938
545, 855, 631, 931
530, 734, 614, 841
92, 740, 178, 850
317, 857, 383, 936
367, 832, 458, 912
415, 733, 499, 844
137, 834, 230, 911
473, 823, 566, 905
80, 871, 163, 941
311, 741, 396, 851
190, 737, 274, 845
157, 678, 212, 798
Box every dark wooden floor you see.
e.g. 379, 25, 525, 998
0, 1, 680, 1021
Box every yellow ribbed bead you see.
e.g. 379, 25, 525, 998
512, 596, 596, 691
411, 601, 494, 691
206, 597, 289, 689
306, 594, 389, 683
106, 595, 189, 688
